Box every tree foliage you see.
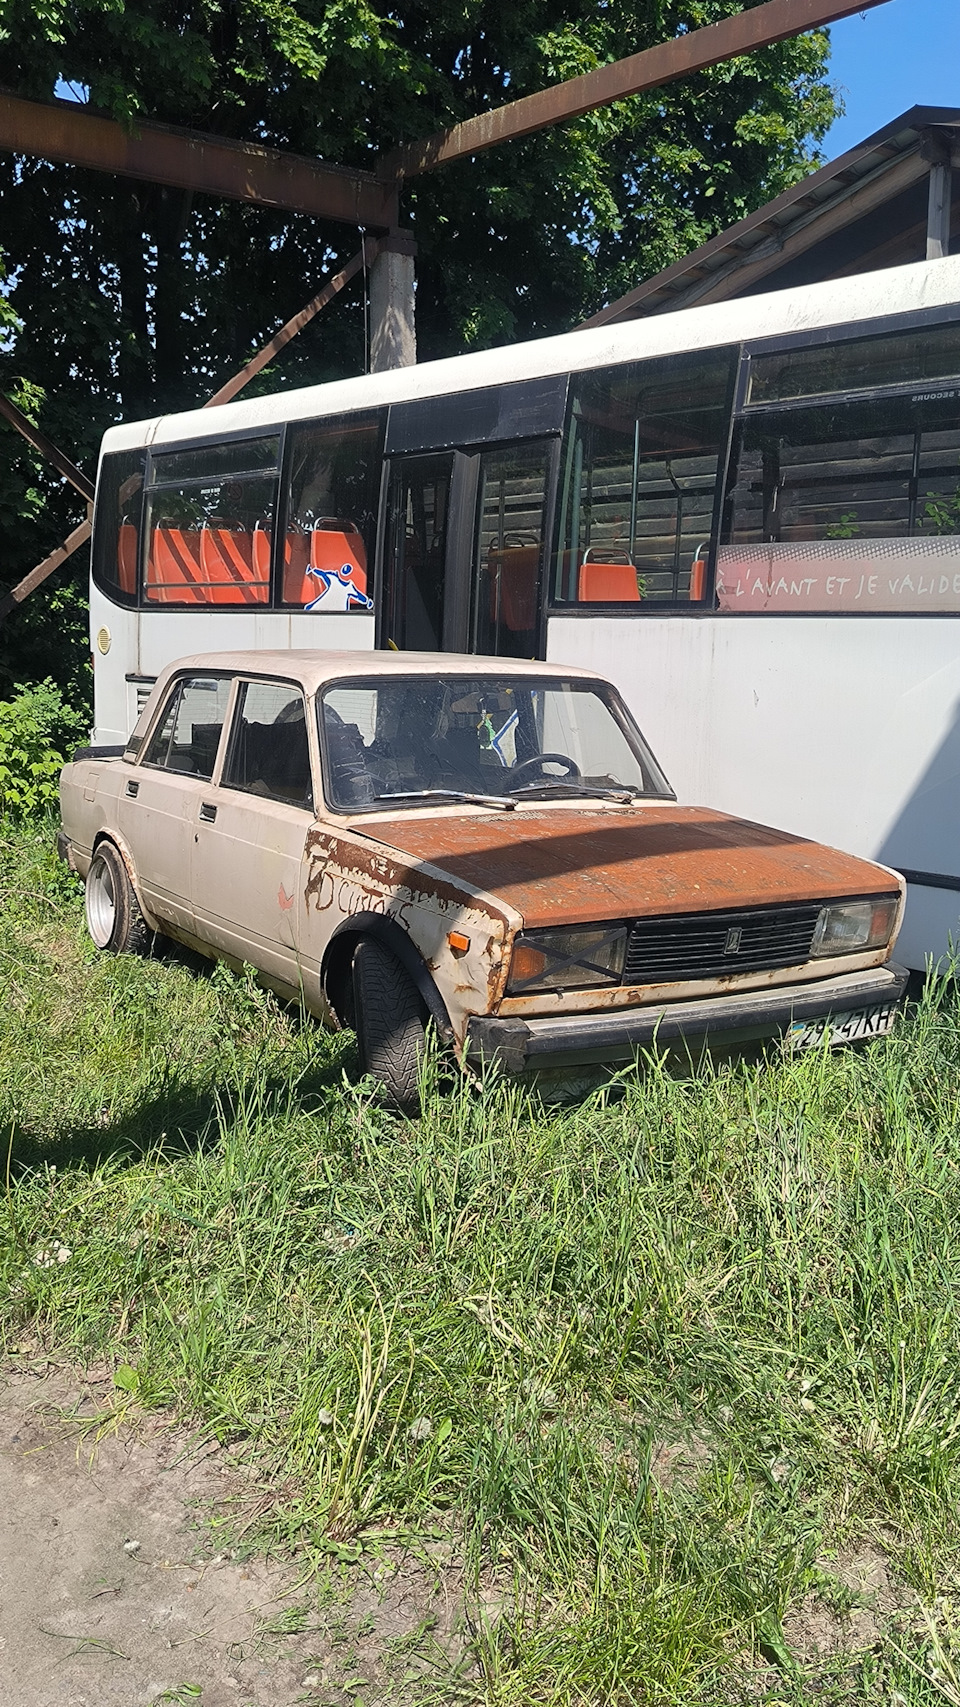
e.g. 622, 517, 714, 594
0, 0, 839, 698
0, 677, 85, 814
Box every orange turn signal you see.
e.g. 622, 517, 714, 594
509, 942, 549, 984
448, 930, 470, 954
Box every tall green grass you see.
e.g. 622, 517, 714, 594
3, 816, 960, 1703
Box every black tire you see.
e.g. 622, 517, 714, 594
352, 936, 427, 1113
84, 840, 152, 955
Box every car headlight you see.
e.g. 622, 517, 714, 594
811, 895, 899, 958
507, 925, 627, 993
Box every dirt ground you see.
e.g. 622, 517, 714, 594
0, 1360, 485, 1707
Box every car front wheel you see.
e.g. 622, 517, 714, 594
352, 936, 427, 1113
84, 841, 152, 955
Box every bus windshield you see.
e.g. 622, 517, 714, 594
319, 676, 673, 810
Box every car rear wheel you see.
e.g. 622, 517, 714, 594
352, 936, 427, 1113
84, 841, 152, 955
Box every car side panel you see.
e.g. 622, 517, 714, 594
116, 765, 201, 933
192, 787, 313, 989
60, 757, 136, 876
301, 826, 519, 1044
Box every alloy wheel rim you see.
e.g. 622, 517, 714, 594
86, 854, 117, 948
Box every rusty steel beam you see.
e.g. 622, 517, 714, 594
0, 391, 95, 502
0, 517, 91, 624
0, 92, 398, 229
205, 239, 379, 407
380, 0, 892, 179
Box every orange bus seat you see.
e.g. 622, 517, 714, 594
311, 520, 367, 589
486, 545, 539, 631
145, 528, 205, 604
577, 557, 641, 602
199, 528, 269, 604
282, 530, 313, 604
252, 525, 272, 579
282, 519, 369, 607
117, 522, 138, 596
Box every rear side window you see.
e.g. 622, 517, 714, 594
221, 680, 313, 810
719, 318, 960, 614
142, 676, 233, 777
143, 435, 280, 606
92, 448, 147, 606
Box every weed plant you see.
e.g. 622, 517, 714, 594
3, 816, 960, 1703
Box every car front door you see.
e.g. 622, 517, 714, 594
190, 676, 317, 991
118, 672, 233, 934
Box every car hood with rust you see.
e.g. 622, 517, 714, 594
358, 804, 897, 928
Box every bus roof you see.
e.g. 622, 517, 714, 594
101, 253, 960, 460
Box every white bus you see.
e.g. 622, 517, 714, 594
89, 254, 960, 972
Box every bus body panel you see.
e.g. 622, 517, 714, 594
90, 581, 140, 745
91, 595, 375, 744
547, 613, 960, 970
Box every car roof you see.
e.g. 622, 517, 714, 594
156, 649, 609, 693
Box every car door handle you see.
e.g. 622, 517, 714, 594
125, 779, 139, 798
199, 801, 217, 823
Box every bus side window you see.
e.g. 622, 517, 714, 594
144, 439, 279, 606
91, 449, 147, 607
281, 413, 384, 612
718, 321, 960, 614
555, 346, 736, 607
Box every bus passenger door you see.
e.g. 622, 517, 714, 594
381, 455, 455, 651
470, 440, 552, 660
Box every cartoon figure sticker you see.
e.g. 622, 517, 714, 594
305, 562, 374, 612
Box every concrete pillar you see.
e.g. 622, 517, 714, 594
922, 131, 953, 260
369, 230, 416, 371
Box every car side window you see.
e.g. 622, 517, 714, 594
142, 675, 233, 777
221, 680, 314, 810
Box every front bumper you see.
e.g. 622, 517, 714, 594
466, 963, 909, 1073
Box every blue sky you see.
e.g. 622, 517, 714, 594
824, 0, 960, 156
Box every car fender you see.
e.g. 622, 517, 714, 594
322, 912, 453, 1039
90, 829, 164, 934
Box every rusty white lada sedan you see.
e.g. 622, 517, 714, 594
59, 650, 908, 1109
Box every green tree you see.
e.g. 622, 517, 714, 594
0, 0, 838, 699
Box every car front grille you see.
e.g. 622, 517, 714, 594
623, 902, 823, 986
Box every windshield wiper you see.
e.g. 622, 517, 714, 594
374, 789, 516, 811
507, 782, 639, 803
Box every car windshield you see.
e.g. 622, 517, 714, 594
318, 675, 672, 811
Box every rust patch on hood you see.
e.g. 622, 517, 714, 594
360, 806, 897, 928
304, 826, 511, 924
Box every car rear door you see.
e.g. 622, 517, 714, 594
118, 672, 234, 934
190, 676, 317, 990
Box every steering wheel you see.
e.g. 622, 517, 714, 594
510, 752, 582, 786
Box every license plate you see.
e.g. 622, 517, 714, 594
788, 1002, 898, 1050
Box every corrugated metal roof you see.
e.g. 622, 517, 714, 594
581, 105, 960, 326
